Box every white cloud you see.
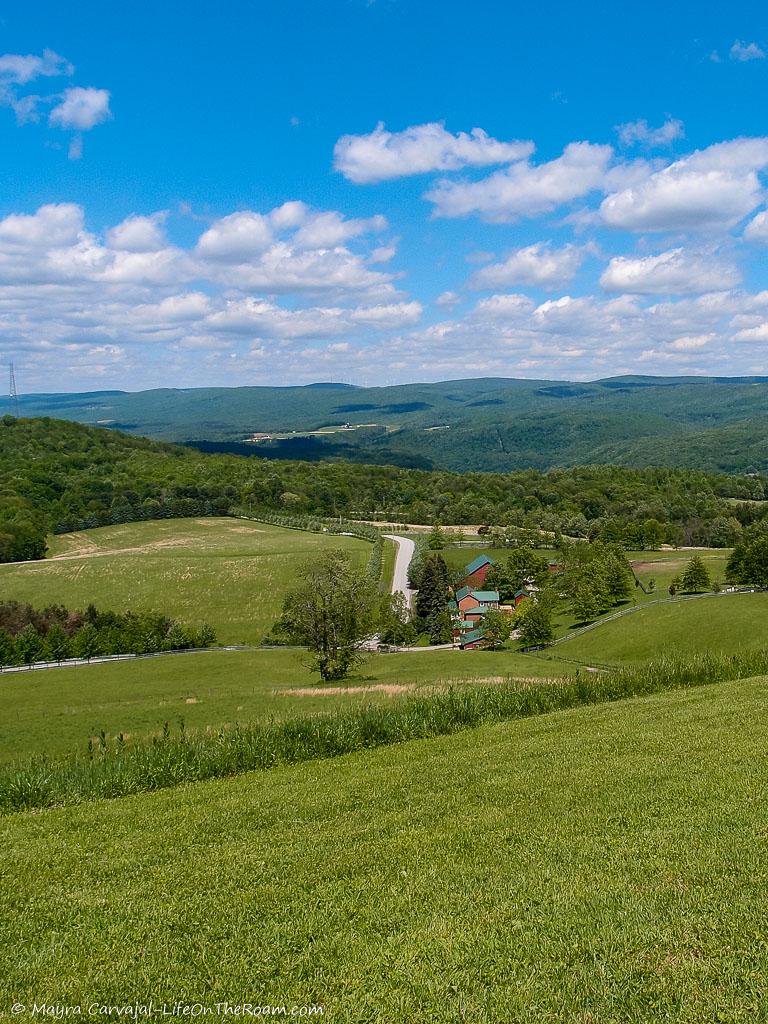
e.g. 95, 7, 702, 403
600, 248, 741, 295
0, 200, 414, 389
0, 203, 84, 248
667, 334, 714, 350
0, 49, 72, 85
733, 323, 768, 342
196, 211, 274, 260
600, 138, 768, 231
292, 211, 386, 249
49, 86, 111, 130
107, 213, 168, 252
0, 53, 112, 156
616, 118, 684, 148
469, 242, 588, 289
426, 142, 613, 222
435, 290, 461, 307
730, 40, 765, 61
744, 209, 768, 243
334, 121, 533, 183
68, 135, 83, 160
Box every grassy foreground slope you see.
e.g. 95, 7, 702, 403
0, 647, 573, 762
0, 518, 371, 644
2, 677, 767, 1021
555, 592, 768, 665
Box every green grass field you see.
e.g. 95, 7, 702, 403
2, 676, 767, 1021
0, 518, 373, 645
554, 591, 768, 666
0, 647, 574, 762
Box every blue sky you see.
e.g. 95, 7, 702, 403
3, 0, 768, 391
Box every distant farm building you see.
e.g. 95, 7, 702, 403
450, 587, 501, 647
460, 554, 495, 588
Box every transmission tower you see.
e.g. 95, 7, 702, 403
8, 362, 19, 417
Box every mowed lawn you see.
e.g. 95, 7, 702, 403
0, 647, 573, 762
0, 518, 372, 645
555, 591, 768, 666
2, 678, 768, 1021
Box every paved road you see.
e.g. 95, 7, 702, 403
383, 534, 417, 610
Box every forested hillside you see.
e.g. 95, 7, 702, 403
7, 375, 768, 473
1, 415, 766, 563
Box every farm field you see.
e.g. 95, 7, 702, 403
0, 518, 373, 645
3, 676, 767, 1020
0, 646, 574, 762
554, 591, 768, 665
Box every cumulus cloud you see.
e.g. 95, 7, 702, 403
106, 213, 168, 252
469, 242, 589, 289
600, 248, 741, 295
49, 86, 111, 130
435, 290, 461, 307
600, 137, 768, 231
334, 121, 533, 183
730, 40, 765, 61
196, 211, 274, 260
362, 288, 768, 383
195, 202, 395, 296
426, 142, 613, 222
0, 50, 110, 156
0, 200, 415, 389
0, 48, 72, 85
616, 118, 684, 148
744, 210, 768, 243
0, 203, 84, 249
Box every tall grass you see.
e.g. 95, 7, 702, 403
3, 649, 767, 815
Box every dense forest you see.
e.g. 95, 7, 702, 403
1, 415, 766, 563
8, 375, 768, 474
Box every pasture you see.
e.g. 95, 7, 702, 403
0, 518, 373, 645
2, 676, 767, 1020
554, 591, 768, 665
0, 646, 574, 762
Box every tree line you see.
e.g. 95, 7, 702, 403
1, 414, 766, 564
0, 600, 216, 666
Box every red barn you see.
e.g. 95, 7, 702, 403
460, 554, 495, 588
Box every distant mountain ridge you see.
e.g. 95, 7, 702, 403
4, 375, 768, 474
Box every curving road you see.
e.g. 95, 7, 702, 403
383, 534, 417, 610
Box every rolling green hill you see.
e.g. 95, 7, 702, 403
3, 676, 767, 1020
7, 374, 768, 472
0, 518, 372, 645
2, 416, 762, 562
554, 591, 768, 666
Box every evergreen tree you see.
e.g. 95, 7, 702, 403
0, 628, 16, 666
72, 623, 101, 659
415, 553, 450, 622
44, 623, 71, 662
15, 623, 44, 664
427, 525, 447, 550
680, 555, 711, 593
